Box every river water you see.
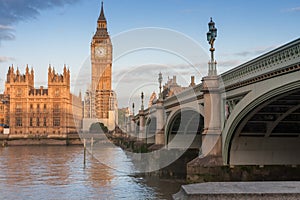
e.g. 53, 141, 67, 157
0, 146, 184, 200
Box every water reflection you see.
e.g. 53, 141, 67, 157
0, 146, 183, 200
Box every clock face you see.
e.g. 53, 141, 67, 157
95, 47, 106, 58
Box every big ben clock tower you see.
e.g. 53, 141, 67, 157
84, 1, 117, 130
91, 1, 112, 92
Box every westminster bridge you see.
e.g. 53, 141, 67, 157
124, 37, 300, 170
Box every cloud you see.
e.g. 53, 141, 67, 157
0, 25, 13, 30
216, 60, 242, 74
0, 56, 14, 62
0, 24, 15, 41
221, 45, 277, 59
0, 0, 80, 44
234, 45, 277, 57
218, 60, 241, 67
283, 7, 300, 12
113, 63, 205, 84
0, 0, 79, 25
217, 45, 279, 73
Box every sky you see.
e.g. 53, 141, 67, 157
0, 0, 299, 108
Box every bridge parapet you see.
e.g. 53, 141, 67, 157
222, 38, 300, 89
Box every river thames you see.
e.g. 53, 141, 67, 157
0, 146, 184, 200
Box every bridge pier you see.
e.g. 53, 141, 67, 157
155, 99, 165, 145
126, 119, 131, 133
201, 75, 222, 159
126, 115, 135, 135
130, 116, 135, 135
186, 74, 223, 180
139, 110, 145, 141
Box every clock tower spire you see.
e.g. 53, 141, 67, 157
98, 1, 106, 21
94, 1, 109, 39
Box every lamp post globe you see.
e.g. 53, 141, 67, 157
206, 17, 218, 76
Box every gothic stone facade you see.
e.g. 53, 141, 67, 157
2, 65, 82, 137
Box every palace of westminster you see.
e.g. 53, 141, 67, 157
0, 2, 118, 136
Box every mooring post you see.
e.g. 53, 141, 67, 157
91, 137, 94, 155
83, 138, 86, 167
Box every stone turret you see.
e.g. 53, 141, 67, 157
6, 65, 34, 85
48, 65, 70, 87
5, 65, 34, 96
6, 65, 14, 84
47, 65, 71, 101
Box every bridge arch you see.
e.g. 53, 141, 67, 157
223, 79, 300, 165
165, 107, 204, 149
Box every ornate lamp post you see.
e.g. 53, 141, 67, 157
201, 18, 222, 158
158, 72, 163, 99
141, 92, 144, 110
206, 17, 218, 76
132, 102, 135, 116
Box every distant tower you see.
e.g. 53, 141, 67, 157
91, 1, 113, 119
91, 1, 112, 92
84, 1, 117, 131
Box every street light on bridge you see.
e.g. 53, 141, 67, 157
158, 72, 163, 99
132, 102, 135, 116
206, 17, 218, 76
141, 92, 144, 111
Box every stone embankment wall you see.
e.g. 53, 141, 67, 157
187, 157, 300, 183
0, 133, 82, 146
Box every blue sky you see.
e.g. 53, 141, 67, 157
0, 0, 299, 107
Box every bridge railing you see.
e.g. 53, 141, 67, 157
221, 38, 300, 88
